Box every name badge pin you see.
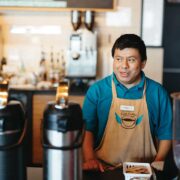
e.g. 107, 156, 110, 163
120, 105, 134, 111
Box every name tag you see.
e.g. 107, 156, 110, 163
120, 105, 134, 111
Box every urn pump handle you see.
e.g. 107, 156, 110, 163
0, 82, 8, 109
55, 80, 69, 109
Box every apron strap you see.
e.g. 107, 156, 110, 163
112, 78, 117, 98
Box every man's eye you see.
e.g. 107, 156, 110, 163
128, 57, 136, 62
116, 57, 123, 61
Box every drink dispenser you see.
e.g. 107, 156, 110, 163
42, 81, 84, 180
66, 30, 97, 78
172, 92, 180, 174
0, 83, 26, 180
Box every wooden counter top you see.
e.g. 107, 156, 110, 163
9, 84, 87, 96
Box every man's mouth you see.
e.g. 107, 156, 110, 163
120, 72, 128, 77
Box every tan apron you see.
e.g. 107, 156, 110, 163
95, 80, 157, 166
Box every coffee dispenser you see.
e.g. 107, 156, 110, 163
0, 83, 26, 180
42, 81, 84, 180
66, 11, 97, 78
66, 30, 97, 78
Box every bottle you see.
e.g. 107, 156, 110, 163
53, 52, 60, 85
71, 11, 82, 31
0, 57, 7, 71
84, 11, 95, 31
49, 47, 56, 84
39, 51, 47, 81
60, 50, 66, 80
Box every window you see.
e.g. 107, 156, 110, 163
141, 0, 164, 46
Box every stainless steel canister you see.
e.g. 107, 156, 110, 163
0, 100, 26, 180
42, 102, 83, 180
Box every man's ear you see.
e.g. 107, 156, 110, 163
141, 60, 147, 69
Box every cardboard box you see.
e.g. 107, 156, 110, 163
123, 162, 152, 180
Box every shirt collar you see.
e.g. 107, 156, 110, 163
112, 71, 145, 90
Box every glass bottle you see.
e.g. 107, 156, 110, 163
71, 10, 82, 31
84, 11, 95, 31
49, 47, 55, 84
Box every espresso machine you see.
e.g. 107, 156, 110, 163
66, 11, 97, 92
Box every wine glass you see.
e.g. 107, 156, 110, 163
171, 92, 180, 170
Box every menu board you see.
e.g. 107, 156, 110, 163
67, 0, 114, 9
0, 0, 114, 9
0, 0, 67, 8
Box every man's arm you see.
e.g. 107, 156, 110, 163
154, 140, 172, 161
153, 86, 172, 161
82, 131, 104, 172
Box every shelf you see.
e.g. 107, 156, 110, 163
0, 0, 116, 12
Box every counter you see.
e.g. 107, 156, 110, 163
8, 87, 85, 167
83, 169, 125, 180
84, 169, 157, 180
27, 168, 161, 180
26, 168, 127, 180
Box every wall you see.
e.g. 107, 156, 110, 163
0, 0, 163, 83
0, 27, 3, 61
144, 48, 163, 83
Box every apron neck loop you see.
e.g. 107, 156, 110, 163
142, 80, 147, 97
111, 77, 147, 99
112, 76, 117, 98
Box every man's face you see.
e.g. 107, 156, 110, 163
113, 48, 146, 88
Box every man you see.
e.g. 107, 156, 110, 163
82, 34, 172, 173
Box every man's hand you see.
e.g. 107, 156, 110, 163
154, 140, 172, 161
83, 159, 105, 172
82, 131, 106, 172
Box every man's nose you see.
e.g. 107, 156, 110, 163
121, 59, 129, 68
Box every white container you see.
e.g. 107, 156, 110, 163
123, 162, 152, 180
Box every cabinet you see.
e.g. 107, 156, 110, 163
32, 94, 84, 164
67, 0, 114, 9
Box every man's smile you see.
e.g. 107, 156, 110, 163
120, 72, 128, 77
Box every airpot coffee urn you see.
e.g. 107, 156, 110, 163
0, 83, 26, 180
42, 81, 84, 180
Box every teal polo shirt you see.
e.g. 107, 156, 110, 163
82, 71, 172, 147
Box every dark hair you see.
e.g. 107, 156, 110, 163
111, 34, 147, 61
